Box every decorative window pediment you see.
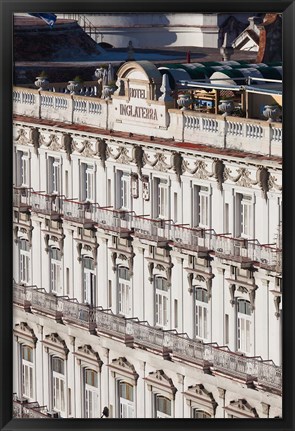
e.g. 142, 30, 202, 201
14, 322, 37, 347
109, 357, 139, 383
224, 399, 258, 418
43, 333, 69, 359
75, 344, 103, 372
145, 370, 177, 399
184, 384, 217, 416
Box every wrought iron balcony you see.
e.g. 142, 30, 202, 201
13, 283, 282, 392
13, 187, 32, 212
30, 191, 64, 219
13, 395, 54, 418
133, 216, 171, 246
13, 187, 282, 273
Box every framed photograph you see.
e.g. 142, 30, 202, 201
1, 1, 294, 431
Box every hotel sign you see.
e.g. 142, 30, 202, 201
119, 86, 158, 121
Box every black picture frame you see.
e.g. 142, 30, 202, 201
1, 1, 294, 430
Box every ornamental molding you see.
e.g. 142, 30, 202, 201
43, 333, 69, 358
39, 133, 61, 151
145, 370, 177, 399
14, 322, 38, 346
268, 173, 282, 191
109, 357, 139, 382
184, 384, 218, 415
143, 151, 171, 172
182, 159, 213, 180
108, 146, 133, 164
72, 139, 97, 157
15, 128, 30, 146
226, 277, 257, 310
224, 167, 258, 188
76, 344, 103, 371
146, 257, 174, 286
225, 399, 258, 418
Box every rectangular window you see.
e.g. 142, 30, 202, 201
154, 179, 168, 219
107, 179, 112, 206
50, 248, 62, 295
119, 172, 130, 210
224, 203, 229, 233
17, 151, 29, 187
237, 300, 252, 354
193, 185, 209, 228
81, 164, 94, 202
84, 370, 99, 418
237, 193, 253, 238
237, 317, 251, 353
155, 277, 169, 327
21, 346, 34, 400
48, 157, 61, 194
19, 239, 30, 284
66, 268, 70, 295
52, 357, 65, 414
225, 314, 229, 344
108, 280, 112, 308
65, 170, 69, 197
118, 267, 132, 316
155, 395, 171, 418
174, 192, 178, 223
174, 299, 178, 328
83, 258, 96, 306
119, 382, 134, 418
195, 288, 209, 340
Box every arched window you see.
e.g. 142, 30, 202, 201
155, 277, 169, 328
19, 239, 30, 284
193, 409, 211, 418
82, 257, 96, 306
21, 345, 34, 400
237, 299, 252, 354
50, 247, 62, 294
118, 267, 132, 317
195, 288, 209, 340
51, 357, 65, 414
154, 394, 171, 418
84, 369, 99, 418
118, 381, 134, 418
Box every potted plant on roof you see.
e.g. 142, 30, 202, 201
34, 71, 49, 91
67, 75, 84, 95
177, 91, 193, 111
218, 96, 234, 117
262, 104, 282, 122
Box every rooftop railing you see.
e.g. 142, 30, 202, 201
13, 283, 282, 391
13, 188, 282, 272
13, 86, 282, 157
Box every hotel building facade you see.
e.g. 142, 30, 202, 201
12, 60, 282, 419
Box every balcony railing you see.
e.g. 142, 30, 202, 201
13, 187, 32, 211
13, 283, 282, 392
31, 192, 64, 219
13, 188, 282, 273
13, 395, 54, 418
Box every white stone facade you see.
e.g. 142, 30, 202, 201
12, 61, 282, 419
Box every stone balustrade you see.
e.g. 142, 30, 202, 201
13, 86, 282, 157
13, 282, 282, 392
13, 188, 282, 272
